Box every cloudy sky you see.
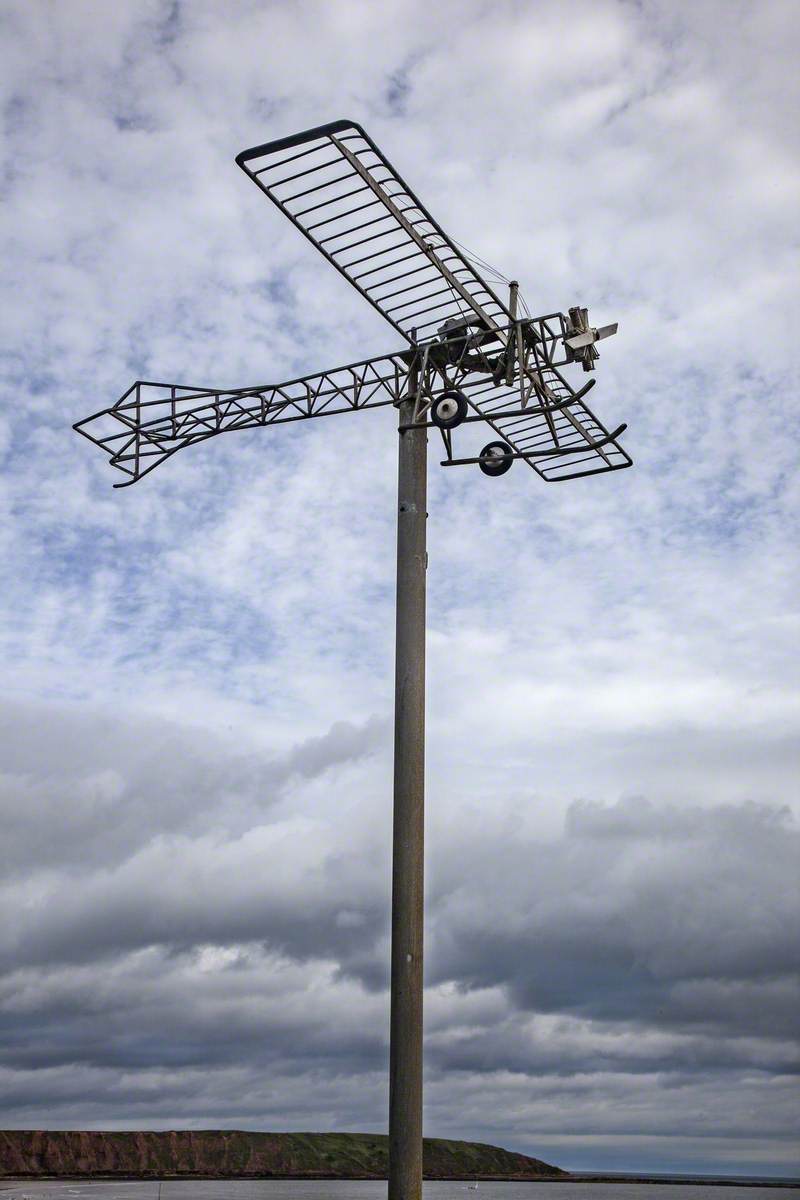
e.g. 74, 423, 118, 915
1, 0, 799, 1179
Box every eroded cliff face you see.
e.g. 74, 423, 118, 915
0, 1129, 566, 1180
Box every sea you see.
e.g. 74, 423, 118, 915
1, 1181, 799, 1199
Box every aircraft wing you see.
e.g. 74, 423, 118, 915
455, 363, 631, 482
236, 119, 512, 345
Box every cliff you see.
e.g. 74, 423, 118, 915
0, 1129, 566, 1180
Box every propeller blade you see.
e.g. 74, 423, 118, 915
565, 330, 596, 349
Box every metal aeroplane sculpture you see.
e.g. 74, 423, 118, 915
74, 119, 631, 485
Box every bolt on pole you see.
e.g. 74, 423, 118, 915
388, 357, 427, 1200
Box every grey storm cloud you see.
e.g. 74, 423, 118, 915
428, 800, 800, 1030
0, 701, 390, 973
0, 698, 388, 877
1, 0, 799, 1178
0, 715, 797, 1166
1, 702, 796, 1115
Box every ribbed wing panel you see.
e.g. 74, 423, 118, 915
459, 366, 631, 482
236, 120, 512, 344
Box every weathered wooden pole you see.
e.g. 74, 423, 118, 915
388, 356, 427, 1199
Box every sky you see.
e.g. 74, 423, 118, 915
1, 0, 799, 1179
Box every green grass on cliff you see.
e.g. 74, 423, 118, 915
0, 1128, 567, 1180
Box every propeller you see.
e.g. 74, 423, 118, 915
564, 306, 618, 371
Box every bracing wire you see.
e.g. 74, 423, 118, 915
450, 235, 532, 317
450, 236, 511, 284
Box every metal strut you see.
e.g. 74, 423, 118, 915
73, 350, 412, 486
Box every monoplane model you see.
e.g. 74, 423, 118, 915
74, 119, 630, 485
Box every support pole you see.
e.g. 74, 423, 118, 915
388, 356, 427, 1200
505, 279, 519, 387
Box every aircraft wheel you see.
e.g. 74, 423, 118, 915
431, 390, 468, 429
479, 440, 514, 476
